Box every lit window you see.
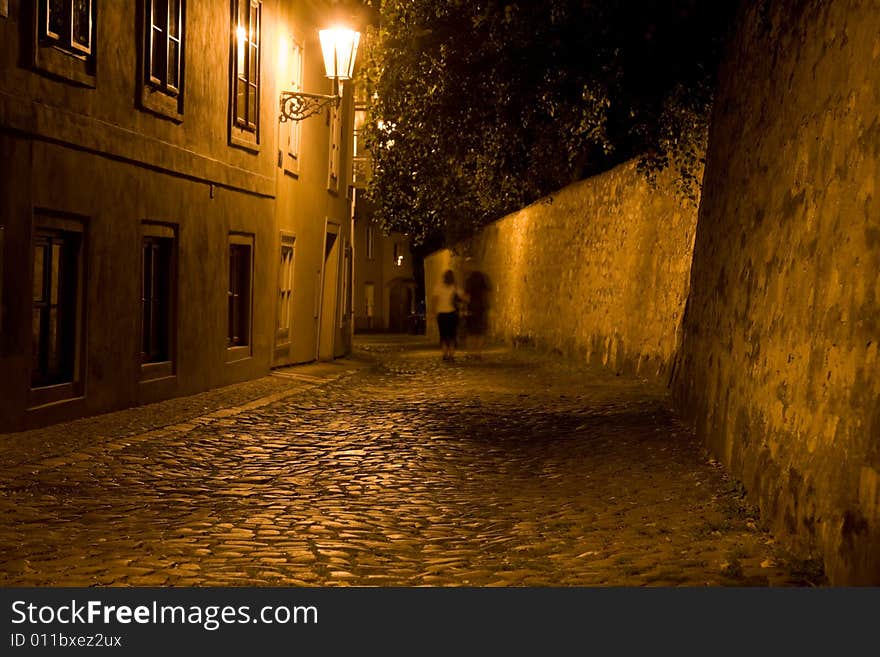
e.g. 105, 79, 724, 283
232, 0, 261, 135
287, 38, 303, 158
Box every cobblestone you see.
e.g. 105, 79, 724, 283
0, 335, 824, 586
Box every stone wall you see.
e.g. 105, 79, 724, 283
425, 159, 699, 381
673, 0, 880, 584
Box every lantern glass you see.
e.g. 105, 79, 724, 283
319, 28, 360, 80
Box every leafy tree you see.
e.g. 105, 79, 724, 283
358, 0, 737, 249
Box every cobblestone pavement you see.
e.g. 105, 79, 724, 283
0, 335, 824, 586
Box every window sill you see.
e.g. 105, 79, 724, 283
139, 87, 183, 123
230, 127, 260, 153
226, 345, 251, 363
28, 381, 83, 409
140, 360, 175, 381
33, 45, 96, 88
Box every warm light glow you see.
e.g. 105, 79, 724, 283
278, 34, 290, 79
236, 25, 247, 72
319, 27, 360, 80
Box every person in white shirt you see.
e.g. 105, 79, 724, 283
432, 269, 467, 361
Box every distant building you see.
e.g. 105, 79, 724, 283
0, 1, 358, 431
352, 215, 417, 333
348, 82, 417, 333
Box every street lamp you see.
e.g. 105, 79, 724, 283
279, 27, 360, 122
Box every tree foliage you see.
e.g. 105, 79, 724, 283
359, 0, 737, 249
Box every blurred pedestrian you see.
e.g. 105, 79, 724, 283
432, 269, 466, 361
464, 268, 490, 359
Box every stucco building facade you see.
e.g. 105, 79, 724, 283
0, 0, 358, 432
348, 82, 416, 334
352, 210, 415, 333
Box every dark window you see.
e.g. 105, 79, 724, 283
146, 0, 184, 95
141, 236, 173, 363
227, 243, 251, 347
31, 229, 81, 387
40, 0, 94, 58
233, 0, 261, 132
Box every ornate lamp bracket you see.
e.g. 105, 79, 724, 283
280, 91, 340, 123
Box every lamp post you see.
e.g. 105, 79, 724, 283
280, 27, 360, 122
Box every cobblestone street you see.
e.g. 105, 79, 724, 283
0, 335, 823, 587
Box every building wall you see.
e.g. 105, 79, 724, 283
0, 1, 355, 431
672, 0, 880, 585
271, 0, 355, 366
353, 213, 414, 332
425, 159, 699, 379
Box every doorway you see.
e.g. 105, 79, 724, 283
317, 224, 340, 360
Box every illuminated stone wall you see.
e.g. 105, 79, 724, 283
673, 0, 880, 584
426, 158, 699, 381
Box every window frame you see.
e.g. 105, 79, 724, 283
41, 0, 93, 57
229, 0, 262, 150
276, 234, 295, 344
280, 36, 304, 175
139, 0, 186, 120
140, 223, 177, 381
32, 0, 97, 87
227, 233, 254, 361
147, 0, 183, 94
29, 213, 86, 408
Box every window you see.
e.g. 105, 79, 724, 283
40, 0, 93, 57
327, 101, 341, 190
31, 226, 82, 389
231, 0, 261, 145
280, 37, 304, 173
352, 107, 368, 185
340, 239, 351, 328
227, 236, 253, 354
393, 242, 403, 267
146, 0, 184, 95
140, 224, 176, 379
366, 224, 374, 260
277, 236, 295, 343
